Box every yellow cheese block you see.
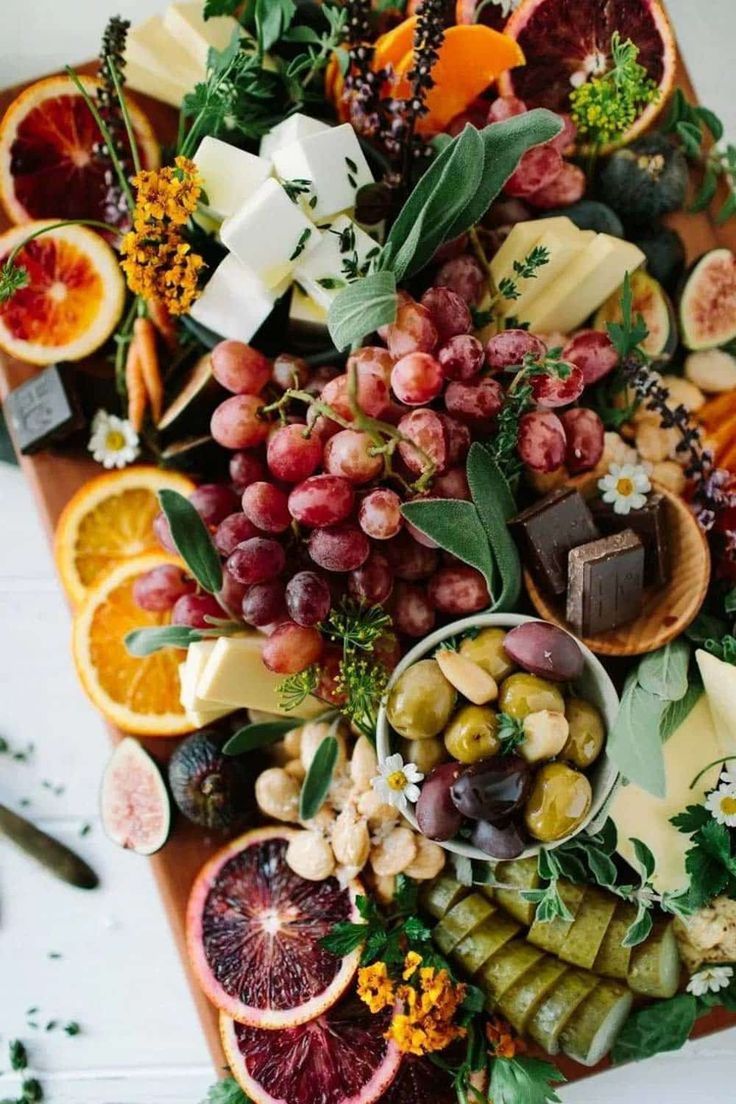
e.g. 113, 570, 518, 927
179, 643, 233, 727
502, 227, 593, 321
195, 635, 324, 718
696, 649, 736, 744
125, 14, 204, 106
524, 234, 645, 335
490, 219, 547, 289
163, 2, 239, 68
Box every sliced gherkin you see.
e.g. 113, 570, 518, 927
421, 875, 468, 920
488, 856, 541, 925
528, 969, 599, 1055
528, 882, 584, 954
557, 888, 618, 970
452, 911, 520, 977
628, 921, 680, 999
498, 957, 569, 1034
434, 894, 494, 956
593, 901, 636, 979
560, 979, 633, 1067
478, 939, 546, 1008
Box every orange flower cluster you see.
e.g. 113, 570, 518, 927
486, 1015, 525, 1060
120, 156, 205, 316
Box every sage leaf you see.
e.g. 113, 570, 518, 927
611, 993, 698, 1063
638, 640, 690, 701
300, 735, 339, 820
328, 270, 397, 351
400, 498, 495, 594
608, 682, 666, 797
125, 625, 201, 656
223, 719, 301, 756
660, 677, 703, 742
158, 489, 223, 594
622, 903, 654, 948
630, 837, 656, 881
465, 443, 521, 611
255, 0, 296, 51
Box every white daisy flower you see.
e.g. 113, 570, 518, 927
88, 410, 140, 470
598, 463, 651, 515
371, 753, 424, 813
719, 761, 736, 787
705, 784, 736, 828
686, 964, 734, 997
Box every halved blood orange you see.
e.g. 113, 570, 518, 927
498, 0, 676, 148
0, 220, 125, 365
0, 75, 159, 227
187, 827, 363, 1029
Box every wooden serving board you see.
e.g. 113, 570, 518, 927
2, 36, 736, 1090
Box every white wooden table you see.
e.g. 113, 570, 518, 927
1, 2, 736, 1100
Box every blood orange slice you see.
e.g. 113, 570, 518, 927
383, 1054, 457, 1103
498, 0, 675, 147
220, 996, 402, 1104
186, 827, 363, 1028
0, 75, 159, 227
0, 221, 124, 364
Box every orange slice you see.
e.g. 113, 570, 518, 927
72, 551, 195, 736
54, 466, 196, 606
0, 220, 125, 364
373, 15, 418, 72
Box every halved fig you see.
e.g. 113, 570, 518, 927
100, 737, 170, 855
680, 248, 736, 350
595, 269, 676, 359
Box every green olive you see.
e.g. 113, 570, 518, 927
498, 673, 565, 720
386, 659, 457, 740
460, 628, 516, 682
444, 705, 500, 764
562, 698, 606, 769
524, 762, 592, 842
402, 736, 448, 773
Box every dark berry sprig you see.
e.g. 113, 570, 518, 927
342, 0, 389, 140
395, 0, 453, 185
94, 16, 133, 228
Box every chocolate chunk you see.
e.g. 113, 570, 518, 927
4, 365, 83, 454
567, 530, 644, 636
591, 494, 669, 587
511, 488, 600, 596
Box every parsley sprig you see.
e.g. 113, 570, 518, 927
671, 802, 736, 910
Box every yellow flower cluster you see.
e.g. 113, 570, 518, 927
120, 156, 205, 316
357, 952, 466, 1057
570, 81, 641, 146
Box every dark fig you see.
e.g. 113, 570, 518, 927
415, 762, 463, 842
451, 755, 531, 825
168, 731, 247, 830
471, 819, 525, 860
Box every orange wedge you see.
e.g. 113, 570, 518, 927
55, 466, 196, 606
72, 551, 195, 736
374, 15, 418, 71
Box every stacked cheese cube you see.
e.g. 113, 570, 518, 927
188, 116, 379, 346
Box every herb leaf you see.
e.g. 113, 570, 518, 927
466, 443, 521, 611
223, 719, 302, 756
638, 640, 690, 701
201, 1076, 251, 1104
300, 734, 339, 819
124, 625, 201, 656
158, 489, 223, 594
255, 0, 296, 52
611, 993, 698, 1063
400, 499, 495, 594
327, 270, 397, 351
660, 676, 703, 741
607, 680, 665, 797
490, 1056, 565, 1104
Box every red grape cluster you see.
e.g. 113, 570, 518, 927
489, 96, 585, 210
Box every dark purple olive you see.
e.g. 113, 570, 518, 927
503, 621, 584, 682
450, 755, 531, 825
415, 762, 463, 841
471, 819, 526, 859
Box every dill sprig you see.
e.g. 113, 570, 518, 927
322, 599, 392, 651
278, 666, 320, 712
335, 656, 390, 739
570, 31, 660, 150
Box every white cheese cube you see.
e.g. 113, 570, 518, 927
294, 215, 380, 311
125, 14, 204, 107
273, 123, 374, 223
220, 178, 321, 288
193, 137, 271, 221
259, 113, 331, 161
163, 2, 239, 68
196, 635, 324, 718
189, 254, 281, 342
289, 285, 328, 342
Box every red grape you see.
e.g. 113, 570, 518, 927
323, 429, 383, 484
562, 330, 619, 386
285, 571, 332, 627
214, 512, 259, 555
527, 162, 586, 209
348, 551, 393, 605
267, 423, 322, 483
505, 145, 563, 198
358, 488, 403, 540
211, 394, 269, 449
517, 410, 567, 472
321, 367, 390, 420
218, 569, 248, 615
288, 474, 355, 527
189, 483, 240, 526
153, 511, 177, 553
485, 329, 547, 371
241, 482, 291, 533
229, 450, 265, 493
133, 565, 194, 612
397, 409, 449, 475
385, 532, 438, 581
444, 376, 504, 423
303, 362, 341, 397
420, 287, 472, 343
428, 565, 489, 614
306, 409, 341, 444
438, 334, 484, 381
308, 524, 370, 572
432, 466, 471, 500
347, 346, 394, 386
488, 95, 527, 122
226, 537, 285, 585
272, 352, 310, 391
385, 296, 438, 358
433, 255, 485, 305
391, 353, 444, 405
530, 362, 585, 407
374, 632, 401, 669
392, 582, 436, 637
171, 592, 223, 628
433, 233, 469, 264
242, 580, 287, 627
548, 113, 577, 154
439, 413, 471, 466
404, 517, 439, 549
314, 646, 347, 706
211, 340, 270, 395
262, 621, 324, 675
561, 407, 605, 473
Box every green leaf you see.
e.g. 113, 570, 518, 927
660, 677, 703, 741
124, 625, 201, 657
203, 0, 241, 17
607, 681, 665, 797
255, 0, 296, 51
327, 270, 397, 351
465, 443, 521, 612
490, 1056, 565, 1104
690, 166, 719, 213
400, 499, 495, 595
158, 489, 223, 594
202, 1076, 251, 1104
223, 719, 302, 756
321, 920, 368, 958
300, 735, 339, 819
696, 105, 725, 141
611, 993, 698, 1063
622, 902, 654, 948
637, 640, 690, 701
629, 837, 656, 881
671, 803, 711, 835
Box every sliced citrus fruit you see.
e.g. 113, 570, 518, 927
54, 465, 195, 606
71, 550, 195, 736
0, 75, 159, 226
498, 0, 675, 148
0, 220, 125, 365
383, 1054, 457, 1104
187, 827, 363, 1028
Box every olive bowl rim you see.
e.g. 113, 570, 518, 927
374, 612, 620, 864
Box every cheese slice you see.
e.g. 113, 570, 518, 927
696, 649, 736, 744
179, 649, 233, 728
289, 284, 328, 341
195, 635, 325, 718
163, 2, 239, 68
125, 14, 204, 106
490, 219, 546, 290
123, 57, 195, 109
502, 226, 594, 321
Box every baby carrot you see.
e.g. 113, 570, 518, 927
134, 316, 164, 426
125, 336, 147, 432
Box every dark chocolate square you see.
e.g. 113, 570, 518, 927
567, 530, 644, 636
511, 488, 600, 596
4, 365, 82, 455
591, 494, 669, 588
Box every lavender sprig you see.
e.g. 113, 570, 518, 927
94, 16, 132, 227
342, 0, 389, 140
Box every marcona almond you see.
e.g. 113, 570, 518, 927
651, 460, 686, 495
602, 431, 639, 468
301, 721, 347, 772
284, 758, 306, 781
370, 873, 397, 905
635, 422, 680, 463
332, 808, 371, 869
255, 768, 300, 823
357, 789, 398, 828
435, 649, 498, 705
520, 709, 570, 763
301, 805, 336, 835
370, 826, 417, 876
403, 836, 446, 880
282, 726, 303, 758
685, 348, 736, 393
286, 831, 336, 880
350, 735, 378, 790
661, 374, 705, 412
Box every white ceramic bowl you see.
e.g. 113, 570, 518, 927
375, 612, 620, 862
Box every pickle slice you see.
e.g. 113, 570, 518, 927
499, 957, 569, 1034
560, 979, 633, 1067
421, 875, 468, 920
593, 901, 636, 979
628, 921, 680, 999
528, 882, 584, 954
491, 856, 541, 925
434, 894, 494, 956
557, 888, 618, 970
478, 939, 546, 1008
528, 970, 599, 1056
453, 911, 520, 977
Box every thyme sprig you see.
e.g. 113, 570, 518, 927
488, 348, 569, 478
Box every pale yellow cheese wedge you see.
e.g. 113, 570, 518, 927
163, 2, 239, 68
179, 644, 233, 727
501, 227, 594, 321
195, 634, 324, 718
125, 14, 204, 106
696, 649, 736, 745
490, 219, 547, 289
